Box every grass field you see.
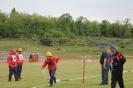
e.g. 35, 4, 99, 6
0, 59, 133, 88
0, 38, 133, 88
0, 38, 133, 56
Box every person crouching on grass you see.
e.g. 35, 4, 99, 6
7, 49, 19, 82
41, 51, 60, 87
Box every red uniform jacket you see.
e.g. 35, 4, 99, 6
7, 55, 19, 68
42, 56, 60, 71
17, 54, 24, 64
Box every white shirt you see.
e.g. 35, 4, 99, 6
12, 55, 17, 62
19, 54, 24, 60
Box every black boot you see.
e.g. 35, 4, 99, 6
15, 76, 19, 81
8, 79, 11, 82
54, 77, 56, 83
8, 75, 12, 82
50, 79, 53, 87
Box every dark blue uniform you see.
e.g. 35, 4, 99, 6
100, 51, 108, 84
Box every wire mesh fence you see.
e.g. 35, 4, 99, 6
0, 51, 45, 63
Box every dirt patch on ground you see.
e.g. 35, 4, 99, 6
60, 55, 99, 60
59, 55, 133, 63
125, 56, 133, 59
1, 55, 132, 64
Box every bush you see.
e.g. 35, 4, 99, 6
50, 29, 65, 38
65, 32, 76, 39
40, 38, 53, 46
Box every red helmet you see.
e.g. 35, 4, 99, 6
10, 49, 17, 54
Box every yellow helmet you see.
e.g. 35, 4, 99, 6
18, 48, 23, 52
46, 51, 53, 57
107, 49, 111, 53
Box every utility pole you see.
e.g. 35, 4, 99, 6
83, 56, 86, 84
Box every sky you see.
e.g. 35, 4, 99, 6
0, 0, 133, 23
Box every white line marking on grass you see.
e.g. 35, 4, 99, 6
32, 84, 48, 88
123, 70, 133, 73
32, 70, 133, 88
32, 75, 100, 88
65, 75, 100, 81
123, 71, 128, 73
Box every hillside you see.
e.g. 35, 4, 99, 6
0, 37, 133, 56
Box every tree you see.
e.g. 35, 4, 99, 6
100, 20, 110, 37
76, 16, 88, 36
58, 13, 74, 32
0, 11, 9, 37
0, 8, 133, 46
86, 21, 100, 36
122, 18, 132, 38
131, 27, 133, 37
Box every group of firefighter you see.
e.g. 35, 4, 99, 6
100, 44, 126, 88
7, 48, 60, 87
7, 48, 24, 81
7, 44, 126, 88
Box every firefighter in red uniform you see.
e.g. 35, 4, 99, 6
110, 45, 126, 88
41, 52, 60, 87
7, 49, 19, 81
17, 48, 24, 79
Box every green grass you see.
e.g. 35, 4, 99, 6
0, 38, 132, 88
0, 38, 133, 57
0, 59, 133, 88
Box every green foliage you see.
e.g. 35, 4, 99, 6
131, 28, 133, 37
0, 9, 133, 46
0, 38, 133, 55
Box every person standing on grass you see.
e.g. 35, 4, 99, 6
107, 49, 113, 71
7, 49, 19, 82
104, 49, 112, 84
29, 53, 32, 62
41, 52, 60, 87
17, 48, 24, 79
99, 45, 108, 85
110, 45, 126, 88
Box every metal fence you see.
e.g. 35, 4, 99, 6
0, 51, 45, 61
